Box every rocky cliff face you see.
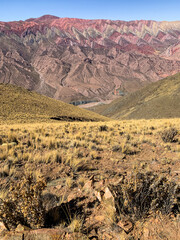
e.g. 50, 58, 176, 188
0, 15, 180, 102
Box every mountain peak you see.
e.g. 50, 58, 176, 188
25, 15, 59, 22
36, 15, 59, 21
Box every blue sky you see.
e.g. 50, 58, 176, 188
1, 0, 180, 22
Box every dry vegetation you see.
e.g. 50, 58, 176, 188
90, 72, 180, 120
0, 83, 108, 124
0, 119, 180, 239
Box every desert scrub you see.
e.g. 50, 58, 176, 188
69, 215, 83, 233
0, 175, 46, 230
99, 125, 108, 131
109, 171, 180, 221
161, 127, 178, 143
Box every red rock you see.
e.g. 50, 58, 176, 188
0, 15, 180, 102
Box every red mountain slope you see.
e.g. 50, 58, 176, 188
0, 15, 180, 102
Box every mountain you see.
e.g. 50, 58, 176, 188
0, 15, 180, 102
89, 72, 180, 119
0, 83, 108, 123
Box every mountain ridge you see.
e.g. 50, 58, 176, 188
88, 72, 180, 119
0, 15, 180, 102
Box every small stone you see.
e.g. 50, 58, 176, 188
102, 232, 114, 240
144, 228, 150, 238
83, 179, 93, 192
94, 215, 105, 222
0, 221, 6, 231
15, 224, 30, 232
103, 187, 114, 200
94, 190, 103, 202
117, 220, 133, 233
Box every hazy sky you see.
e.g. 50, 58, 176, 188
1, 0, 180, 22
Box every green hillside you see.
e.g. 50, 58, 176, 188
89, 73, 180, 119
0, 84, 109, 124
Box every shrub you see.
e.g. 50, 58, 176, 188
0, 175, 46, 230
112, 145, 122, 152
99, 125, 108, 131
109, 171, 180, 221
161, 127, 178, 143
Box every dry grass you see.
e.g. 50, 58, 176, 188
0, 118, 179, 239
90, 72, 180, 120
0, 119, 179, 181
0, 83, 109, 124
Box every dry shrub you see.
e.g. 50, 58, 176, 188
0, 175, 46, 230
161, 127, 178, 143
109, 171, 180, 221
99, 125, 108, 131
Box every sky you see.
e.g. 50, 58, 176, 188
0, 0, 180, 22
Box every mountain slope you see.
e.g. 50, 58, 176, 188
0, 84, 108, 123
89, 72, 180, 119
0, 16, 180, 102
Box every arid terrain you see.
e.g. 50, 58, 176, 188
1, 16, 180, 102
0, 83, 108, 124
0, 14, 180, 240
0, 118, 179, 239
89, 72, 180, 119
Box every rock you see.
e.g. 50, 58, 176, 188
15, 224, 30, 232
83, 177, 94, 193
1, 232, 23, 240
94, 190, 104, 202
1, 143, 8, 147
95, 187, 115, 202
8, 142, 18, 146
94, 215, 105, 222
88, 229, 97, 239
117, 220, 133, 233
0, 221, 7, 231
24, 228, 65, 240
65, 232, 88, 240
0, 221, 7, 239
103, 187, 114, 200
1, 142, 17, 148
143, 228, 150, 238
102, 232, 114, 239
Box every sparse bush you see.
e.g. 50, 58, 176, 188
7, 133, 18, 144
0, 175, 46, 230
161, 127, 178, 143
121, 143, 139, 155
110, 171, 180, 221
112, 145, 122, 152
69, 215, 83, 233
99, 125, 108, 131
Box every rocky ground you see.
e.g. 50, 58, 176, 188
0, 119, 179, 239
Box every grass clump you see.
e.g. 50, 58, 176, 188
161, 127, 178, 143
99, 125, 108, 131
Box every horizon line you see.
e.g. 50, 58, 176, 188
1, 14, 180, 23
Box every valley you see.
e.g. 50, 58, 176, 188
0, 14, 180, 240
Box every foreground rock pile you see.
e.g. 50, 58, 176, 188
0, 171, 179, 240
